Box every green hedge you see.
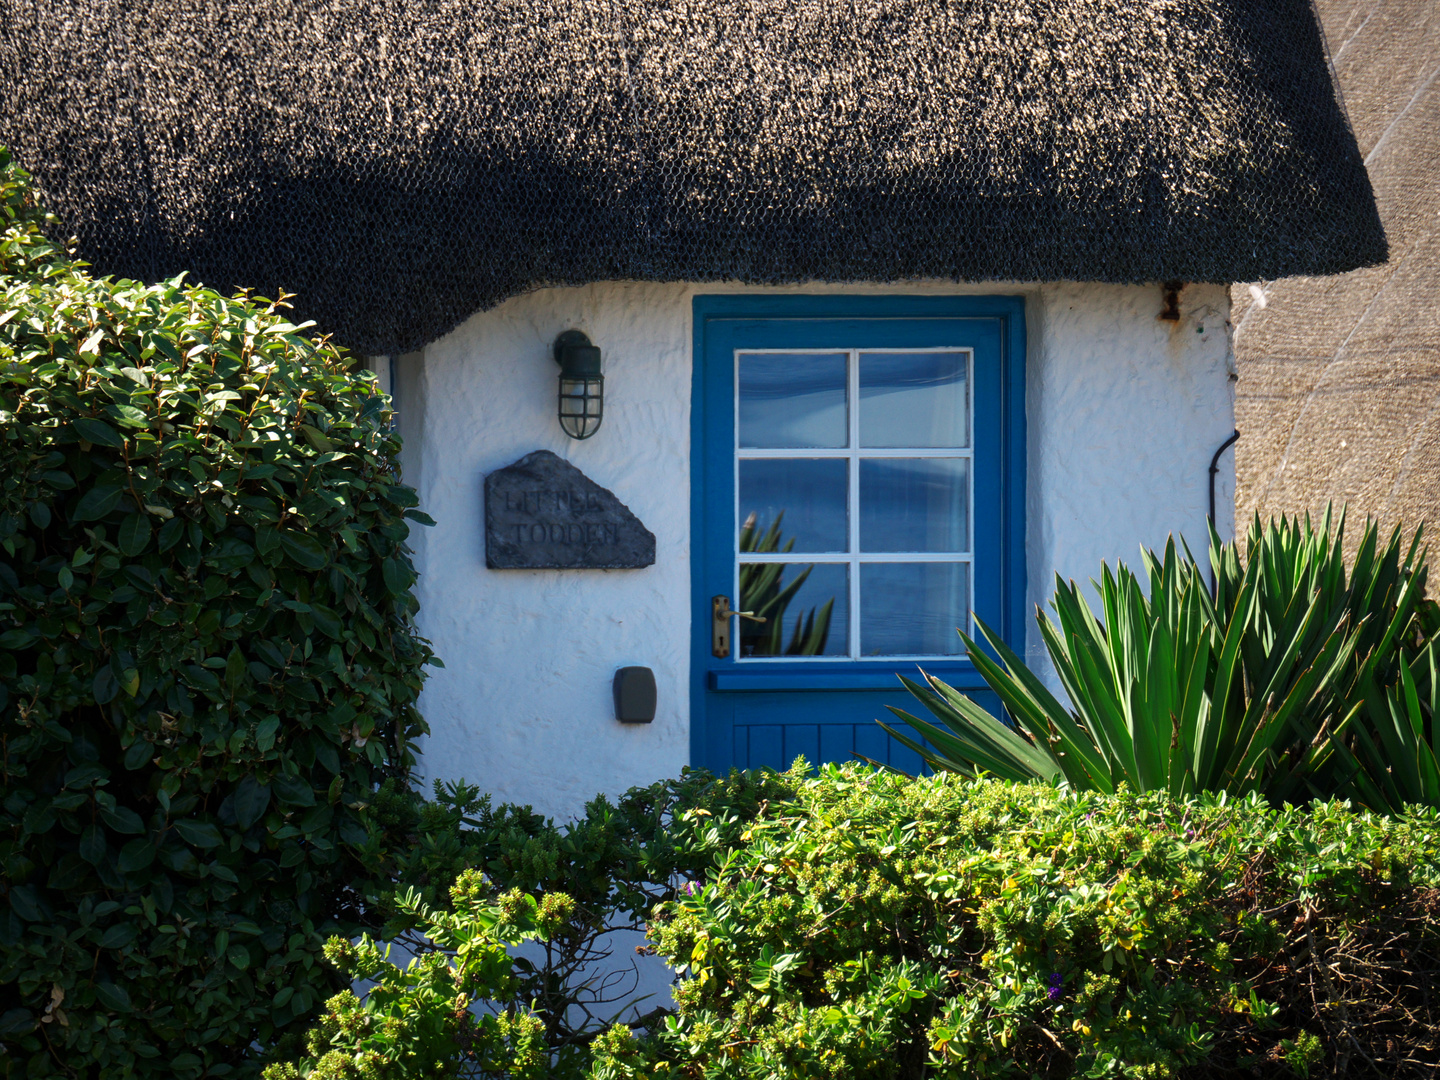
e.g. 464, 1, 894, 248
619, 767, 1440, 1078
0, 148, 435, 1077
270, 764, 1440, 1079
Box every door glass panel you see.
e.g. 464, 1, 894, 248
740, 459, 847, 553
735, 347, 974, 661
859, 563, 969, 656
739, 563, 848, 657
739, 353, 847, 448
859, 458, 969, 553
858, 351, 969, 448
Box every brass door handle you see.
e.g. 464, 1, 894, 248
716, 601, 765, 623
712, 594, 766, 658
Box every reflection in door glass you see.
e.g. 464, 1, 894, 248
859, 562, 969, 656
739, 560, 848, 657
739, 353, 847, 448
739, 459, 847, 553
858, 352, 969, 447
734, 347, 974, 661
859, 458, 969, 552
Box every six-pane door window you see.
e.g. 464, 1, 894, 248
735, 348, 972, 659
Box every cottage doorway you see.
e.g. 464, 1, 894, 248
690, 296, 1027, 774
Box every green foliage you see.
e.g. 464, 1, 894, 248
1280, 1031, 1324, 1078
261, 871, 557, 1080
885, 511, 1438, 808
631, 766, 1440, 1079
274, 766, 1440, 1079
1340, 636, 1440, 813
0, 148, 436, 1076
271, 767, 801, 1079
738, 512, 833, 657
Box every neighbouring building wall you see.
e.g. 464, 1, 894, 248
400, 280, 1235, 820
1233, 0, 1439, 540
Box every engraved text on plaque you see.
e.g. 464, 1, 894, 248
484, 450, 656, 569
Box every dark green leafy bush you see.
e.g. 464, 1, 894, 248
620, 767, 1440, 1079
0, 148, 435, 1077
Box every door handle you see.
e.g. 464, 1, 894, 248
712, 595, 766, 658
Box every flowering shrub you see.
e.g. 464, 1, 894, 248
261, 871, 564, 1080
281, 765, 1440, 1079
611, 766, 1440, 1079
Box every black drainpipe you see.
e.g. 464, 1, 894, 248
1208, 429, 1240, 595
388, 353, 401, 428
1208, 429, 1240, 526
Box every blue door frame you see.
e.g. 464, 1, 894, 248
689, 295, 1027, 774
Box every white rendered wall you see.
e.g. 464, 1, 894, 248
401, 281, 1235, 820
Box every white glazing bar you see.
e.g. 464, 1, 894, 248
723, 654, 969, 664
737, 447, 972, 459
846, 349, 860, 659
739, 552, 973, 563
967, 350, 976, 632
740, 347, 966, 356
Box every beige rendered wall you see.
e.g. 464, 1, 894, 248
1232, 0, 1439, 543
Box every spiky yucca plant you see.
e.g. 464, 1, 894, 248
882, 511, 1437, 808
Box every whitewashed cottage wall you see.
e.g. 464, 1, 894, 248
387, 281, 1236, 820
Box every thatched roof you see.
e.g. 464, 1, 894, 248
1, 0, 1386, 354
1234, 0, 1438, 541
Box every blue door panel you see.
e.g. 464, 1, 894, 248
691, 296, 1026, 775
748, 726, 785, 771
819, 724, 854, 766
851, 722, 892, 769
786, 726, 821, 772
715, 687, 1006, 772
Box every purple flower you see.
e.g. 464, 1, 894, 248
1047, 973, 1063, 1000
680, 880, 700, 896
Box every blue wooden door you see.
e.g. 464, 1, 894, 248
690, 296, 1027, 774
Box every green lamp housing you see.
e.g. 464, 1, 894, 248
554, 329, 604, 439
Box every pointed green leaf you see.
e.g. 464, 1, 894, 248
233, 776, 272, 830
72, 484, 126, 523
280, 531, 328, 570
172, 819, 223, 849
117, 512, 151, 557
382, 556, 414, 596
72, 417, 125, 448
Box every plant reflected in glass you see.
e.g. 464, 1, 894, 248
738, 511, 841, 656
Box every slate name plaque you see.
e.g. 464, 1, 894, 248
485, 450, 656, 569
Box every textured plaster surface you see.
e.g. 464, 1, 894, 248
399, 280, 1234, 820
1234, 0, 1439, 543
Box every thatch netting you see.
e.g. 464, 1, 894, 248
1, 0, 1387, 353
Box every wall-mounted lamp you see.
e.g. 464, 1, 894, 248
554, 330, 604, 439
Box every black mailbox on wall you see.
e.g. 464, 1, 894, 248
613, 667, 657, 723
